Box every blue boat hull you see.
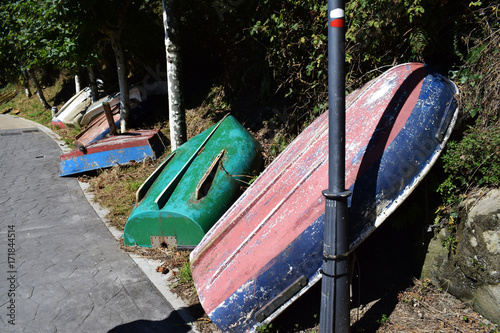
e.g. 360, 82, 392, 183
60, 130, 167, 176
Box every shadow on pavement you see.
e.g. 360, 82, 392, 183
108, 306, 195, 333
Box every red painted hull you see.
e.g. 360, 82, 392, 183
190, 63, 459, 331
60, 130, 168, 176
51, 121, 66, 129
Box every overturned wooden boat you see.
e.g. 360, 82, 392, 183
78, 86, 144, 126
73, 104, 121, 149
59, 129, 167, 177
190, 63, 459, 332
51, 87, 92, 129
123, 114, 263, 249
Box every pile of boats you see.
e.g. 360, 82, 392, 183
57, 63, 460, 332
55, 86, 170, 177
51, 86, 144, 130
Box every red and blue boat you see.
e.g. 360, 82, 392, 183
59, 129, 167, 177
190, 63, 459, 332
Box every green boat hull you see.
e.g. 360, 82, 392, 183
123, 115, 263, 248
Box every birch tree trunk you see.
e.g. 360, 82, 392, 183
162, 0, 186, 150
109, 31, 130, 132
21, 69, 32, 97
74, 74, 81, 93
26, 68, 51, 109
87, 66, 99, 102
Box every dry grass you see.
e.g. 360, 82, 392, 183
376, 279, 498, 333
0, 78, 65, 126
83, 157, 166, 230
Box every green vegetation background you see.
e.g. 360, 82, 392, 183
1, 0, 499, 237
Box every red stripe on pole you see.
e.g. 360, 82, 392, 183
330, 19, 344, 28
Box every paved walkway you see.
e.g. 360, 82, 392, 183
0, 115, 195, 332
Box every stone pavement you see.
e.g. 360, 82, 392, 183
0, 115, 197, 332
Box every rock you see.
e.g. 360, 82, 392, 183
475, 283, 500, 323
421, 188, 500, 324
456, 189, 500, 285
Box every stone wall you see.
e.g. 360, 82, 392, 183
421, 188, 500, 324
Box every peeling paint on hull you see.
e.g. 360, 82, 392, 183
190, 63, 459, 332
59, 130, 167, 176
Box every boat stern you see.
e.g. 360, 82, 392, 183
123, 211, 205, 249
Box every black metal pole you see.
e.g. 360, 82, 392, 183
320, 0, 351, 332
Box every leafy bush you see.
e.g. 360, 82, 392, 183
453, 127, 500, 187
250, 0, 328, 103
179, 260, 193, 284
438, 4, 500, 202
440, 124, 500, 199
244, 0, 483, 135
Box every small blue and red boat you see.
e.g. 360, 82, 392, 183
59, 129, 168, 177
190, 63, 459, 332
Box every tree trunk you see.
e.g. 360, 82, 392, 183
87, 66, 99, 102
74, 74, 81, 93
27, 68, 51, 109
162, 0, 186, 150
109, 31, 130, 132
21, 69, 32, 97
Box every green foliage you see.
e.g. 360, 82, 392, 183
0, 0, 79, 71
443, 235, 458, 252
470, 257, 485, 271
126, 180, 143, 193
377, 313, 390, 325
438, 8, 500, 203
207, 85, 231, 111
269, 132, 291, 160
250, 0, 328, 100
249, 0, 329, 133
256, 323, 274, 333
345, 0, 482, 80
242, 0, 485, 142
0, 0, 164, 86
247, 0, 478, 97
440, 126, 500, 196
436, 208, 458, 252
179, 260, 193, 284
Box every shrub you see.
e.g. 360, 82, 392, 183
438, 4, 500, 202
